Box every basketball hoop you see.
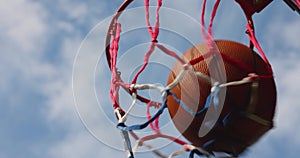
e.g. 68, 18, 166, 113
104, 0, 276, 157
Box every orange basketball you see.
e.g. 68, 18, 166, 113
167, 40, 276, 156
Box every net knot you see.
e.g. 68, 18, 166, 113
183, 63, 190, 70
152, 39, 158, 43
211, 82, 221, 93
248, 73, 259, 80
130, 84, 137, 93
114, 107, 125, 120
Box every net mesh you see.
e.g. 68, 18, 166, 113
105, 0, 273, 157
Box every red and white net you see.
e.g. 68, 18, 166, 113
105, 0, 274, 157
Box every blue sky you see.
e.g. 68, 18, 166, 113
1, 0, 300, 158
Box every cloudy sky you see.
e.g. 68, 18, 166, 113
1, 0, 300, 158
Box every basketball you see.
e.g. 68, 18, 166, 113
167, 40, 277, 155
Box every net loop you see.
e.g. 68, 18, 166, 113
208, 0, 221, 36
131, 43, 156, 85
155, 43, 187, 64
245, 18, 273, 75
116, 98, 168, 131
145, 0, 162, 42
200, 0, 221, 49
147, 101, 161, 133
120, 129, 135, 158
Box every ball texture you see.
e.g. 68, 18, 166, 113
167, 40, 276, 155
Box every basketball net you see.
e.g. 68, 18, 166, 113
105, 0, 273, 157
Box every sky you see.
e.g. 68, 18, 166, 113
1, 0, 300, 158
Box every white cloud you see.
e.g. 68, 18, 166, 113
0, 0, 55, 91
273, 55, 300, 138
58, 1, 88, 23
0, 0, 87, 157
56, 21, 75, 33
279, 20, 300, 49
0, 0, 47, 53
266, 17, 300, 52
47, 131, 125, 158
